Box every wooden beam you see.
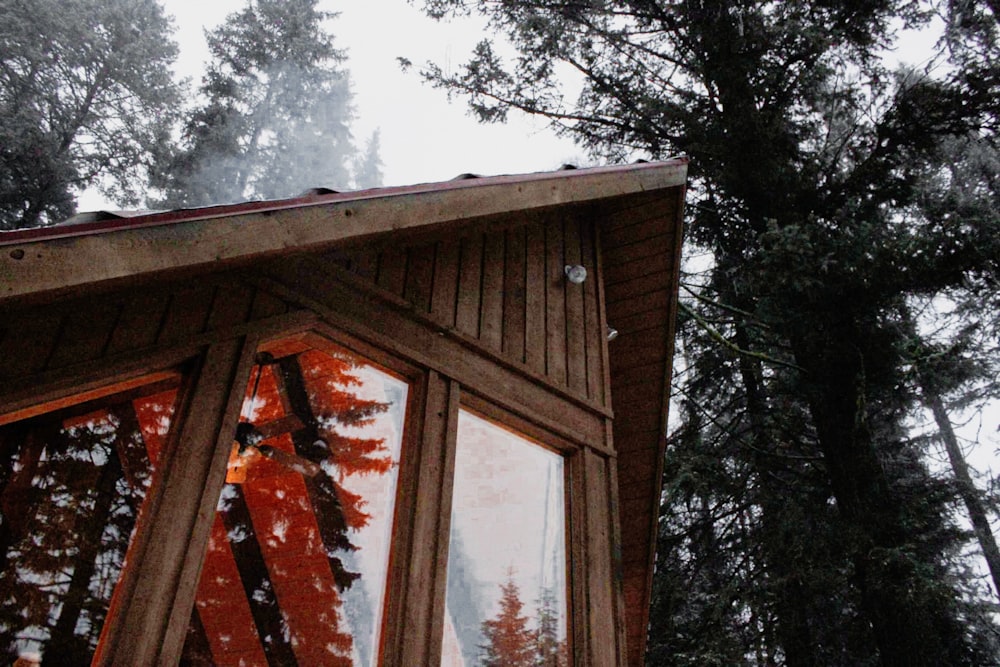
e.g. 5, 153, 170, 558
0, 310, 316, 416
253, 259, 611, 448
94, 336, 258, 665
583, 449, 623, 666
0, 370, 180, 426
394, 371, 459, 666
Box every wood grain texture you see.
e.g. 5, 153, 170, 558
254, 212, 611, 409
564, 219, 587, 395
479, 230, 505, 352
601, 183, 685, 666
502, 226, 527, 363
580, 220, 605, 404
248, 285, 289, 321
607, 441, 630, 664
430, 239, 460, 327
159, 285, 215, 344
376, 246, 408, 298
568, 449, 589, 665
455, 235, 483, 338
584, 449, 621, 666
1, 169, 686, 666
545, 217, 567, 386
0, 277, 300, 390
44, 298, 122, 369
602, 226, 676, 265
396, 372, 458, 665
0, 312, 64, 378
256, 258, 610, 448
524, 223, 547, 376
404, 243, 436, 313
2, 160, 687, 301
206, 282, 255, 331
94, 337, 256, 665
105, 289, 172, 355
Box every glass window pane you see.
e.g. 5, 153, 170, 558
183, 335, 408, 667
0, 372, 183, 664
442, 410, 569, 667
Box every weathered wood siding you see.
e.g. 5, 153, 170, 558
0, 278, 300, 387
600, 188, 685, 666
322, 211, 609, 409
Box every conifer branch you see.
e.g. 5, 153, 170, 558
679, 302, 805, 372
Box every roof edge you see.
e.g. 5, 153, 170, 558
1, 160, 687, 302
1, 160, 687, 249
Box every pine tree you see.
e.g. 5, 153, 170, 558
0, 0, 180, 229
415, 1, 1000, 663
190, 345, 394, 664
533, 588, 567, 667
480, 571, 536, 667
354, 130, 385, 190
0, 390, 179, 663
154, 0, 376, 207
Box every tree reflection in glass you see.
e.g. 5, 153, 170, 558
182, 335, 407, 666
0, 373, 182, 665
442, 410, 569, 667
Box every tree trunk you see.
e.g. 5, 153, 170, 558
788, 318, 954, 667
733, 319, 818, 667
922, 382, 1000, 603
46, 445, 123, 665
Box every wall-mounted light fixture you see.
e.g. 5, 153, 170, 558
607, 326, 619, 341
564, 264, 587, 284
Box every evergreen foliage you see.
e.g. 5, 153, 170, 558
152, 0, 370, 207
479, 573, 568, 667
417, 0, 1000, 663
0, 0, 181, 229
480, 572, 536, 667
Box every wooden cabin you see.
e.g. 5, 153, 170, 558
0, 160, 687, 666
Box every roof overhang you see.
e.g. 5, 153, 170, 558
1, 161, 686, 303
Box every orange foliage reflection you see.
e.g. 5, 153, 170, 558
183, 336, 407, 667
0, 376, 181, 664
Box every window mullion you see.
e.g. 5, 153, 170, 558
97, 335, 259, 666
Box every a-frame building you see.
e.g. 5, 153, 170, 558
0, 159, 686, 665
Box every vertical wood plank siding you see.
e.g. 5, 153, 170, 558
545, 217, 568, 387
0, 279, 300, 384
431, 240, 460, 327
404, 243, 436, 313
502, 226, 526, 362
324, 213, 610, 407
454, 235, 483, 338
479, 231, 505, 351
524, 224, 547, 375
600, 189, 684, 666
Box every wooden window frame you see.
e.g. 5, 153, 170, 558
450, 396, 580, 666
